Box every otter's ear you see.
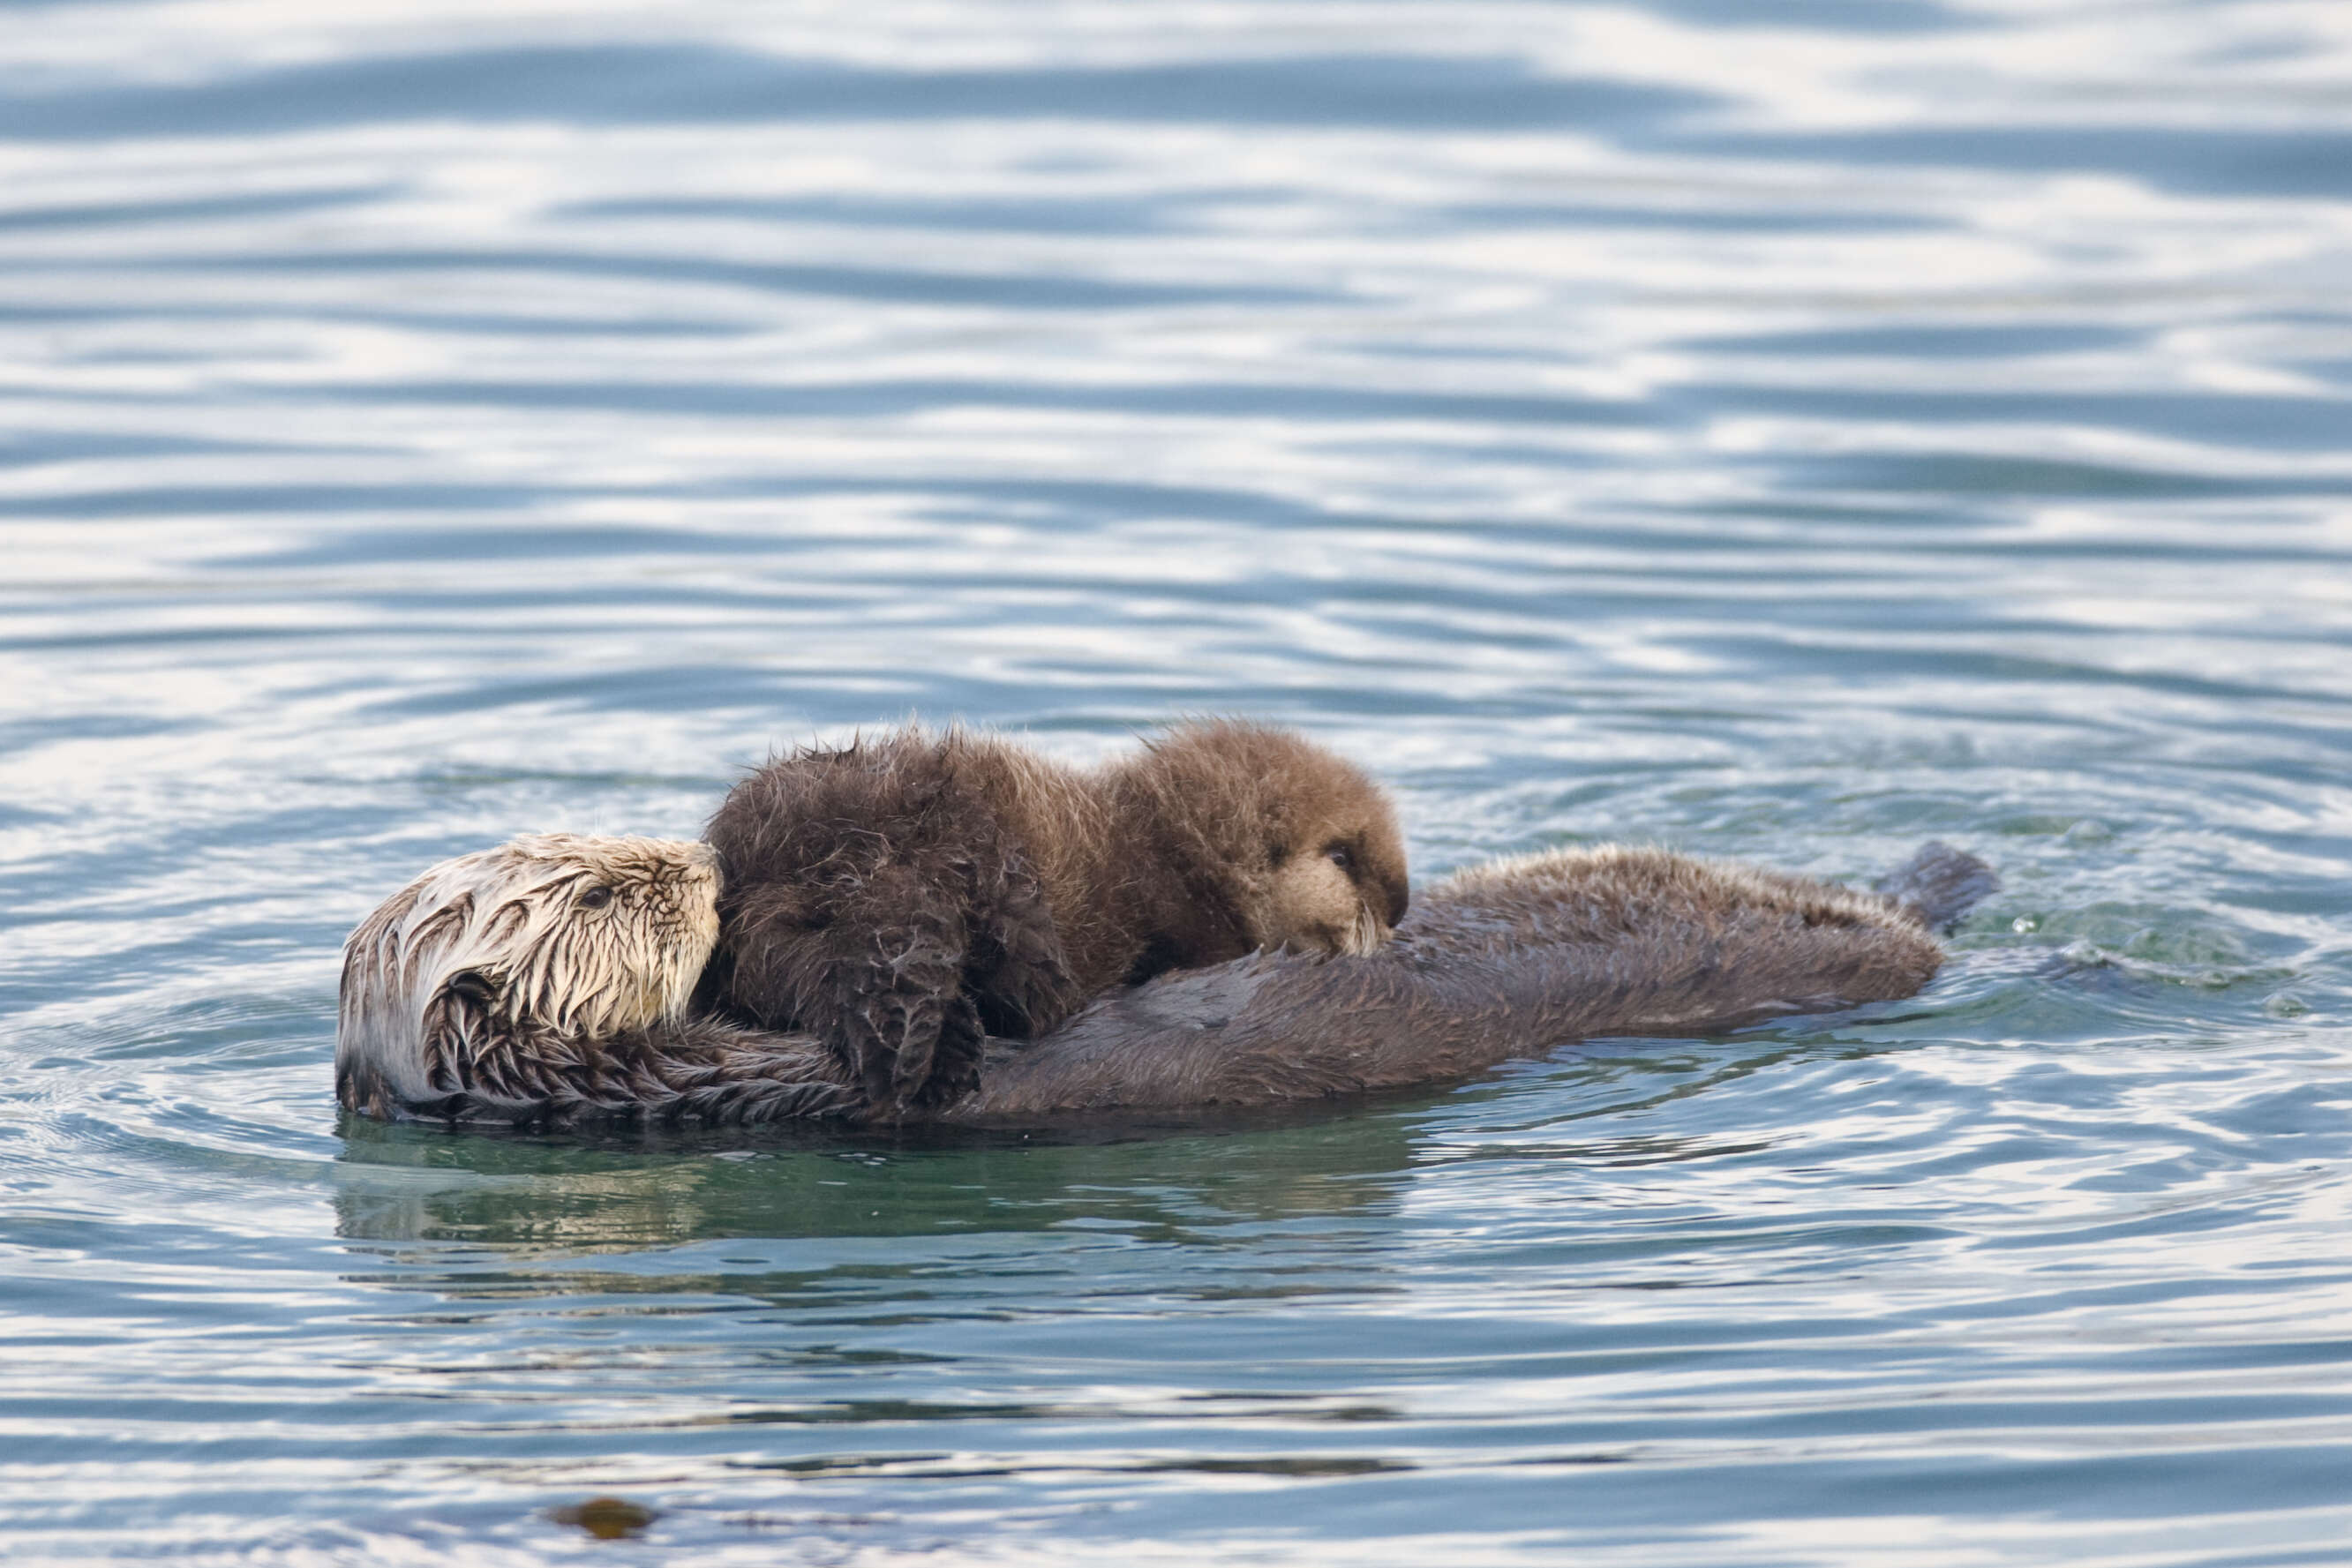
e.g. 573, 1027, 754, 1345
418, 967, 502, 1095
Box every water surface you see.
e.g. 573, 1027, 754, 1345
5, 1, 2352, 1562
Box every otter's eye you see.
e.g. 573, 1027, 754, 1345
576, 884, 614, 911
1326, 844, 1355, 874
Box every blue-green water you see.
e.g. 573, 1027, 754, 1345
5, 2, 2352, 1561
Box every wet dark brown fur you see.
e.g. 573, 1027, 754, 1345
958, 841, 1988, 1118
700, 721, 1410, 1116
378, 841, 1993, 1130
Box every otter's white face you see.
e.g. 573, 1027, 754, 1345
336, 834, 719, 1111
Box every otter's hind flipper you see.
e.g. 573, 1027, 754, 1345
1875, 841, 1997, 934
706, 735, 1024, 1118
963, 850, 1084, 1040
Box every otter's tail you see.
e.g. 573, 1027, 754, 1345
1875, 842, 1998, 934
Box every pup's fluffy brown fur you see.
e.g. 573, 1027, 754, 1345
700, 719, 1410, 1114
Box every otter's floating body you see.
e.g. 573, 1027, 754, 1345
958, 841, 1981, 1118
334, 837, 1993, 1129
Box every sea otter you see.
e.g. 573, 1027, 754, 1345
333, 833, 1995, 1128
334, 834, 730, 1121
700, 720, 1410, 1117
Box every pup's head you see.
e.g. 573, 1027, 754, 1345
1125, 720, 1409, 960
334, 834, 719, 1114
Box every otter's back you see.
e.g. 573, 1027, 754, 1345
958, 844, 1983, 1119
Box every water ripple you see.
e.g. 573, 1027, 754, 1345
4, 1, 2352, 1562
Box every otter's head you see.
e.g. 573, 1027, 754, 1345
334, 834, 719, 1114
1122, 720, 1409, 962
1260, 781, 1410, 957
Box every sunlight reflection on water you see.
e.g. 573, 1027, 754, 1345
4, 0, 2352, 1562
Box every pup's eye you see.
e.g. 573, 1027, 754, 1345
577, 885, 614, 910
1325, 844, 1354, 873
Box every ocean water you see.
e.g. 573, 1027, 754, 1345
4, 1, 2352, 1562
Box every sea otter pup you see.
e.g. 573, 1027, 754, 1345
700, 720, 1410, 1116
334, 834, 1995, 1128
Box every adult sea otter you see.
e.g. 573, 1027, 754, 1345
334, 833, 1993, 1128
